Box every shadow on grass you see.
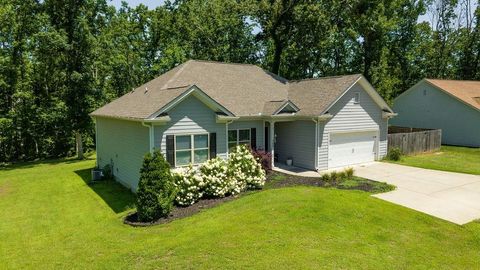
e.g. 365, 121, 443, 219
75, 168, 136, 214
0, 155, 96, 171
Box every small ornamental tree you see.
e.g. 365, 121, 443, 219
136, 150, 176, 222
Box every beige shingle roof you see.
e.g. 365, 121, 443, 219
91, 60, 365, 119
288, 74, 362, 116
426, 79, 480, 111
91, 85, 192, 119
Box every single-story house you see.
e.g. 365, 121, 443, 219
91, 60, 395, 190
391, 79, 480, 147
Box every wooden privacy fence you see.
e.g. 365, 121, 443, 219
387, 127, 442, 155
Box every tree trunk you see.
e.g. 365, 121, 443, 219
75, 131, 84, 159
271, 36, 283, 75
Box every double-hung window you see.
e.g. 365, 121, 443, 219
228, 129, 251, 151
175, 134, 209, 166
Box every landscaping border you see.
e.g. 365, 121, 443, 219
124, 171, 395, 227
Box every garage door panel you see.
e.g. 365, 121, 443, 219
328, 131, 377, 168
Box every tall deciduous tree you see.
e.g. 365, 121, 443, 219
251, 0, 302, 75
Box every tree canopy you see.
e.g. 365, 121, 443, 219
0, 0, 479, 162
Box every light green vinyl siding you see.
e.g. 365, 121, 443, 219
96, 117, 149, 191
154, 95, 227, 159
391, 82, 480, 147
318, 83, 388, 170
275, 121, 316, 170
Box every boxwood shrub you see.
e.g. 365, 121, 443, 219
136, 151, 176, 222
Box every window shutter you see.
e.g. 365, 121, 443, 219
166, 135, 175, 167
209, 133, 217, 158
250, 128, 256, 150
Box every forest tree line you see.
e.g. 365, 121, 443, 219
0, 0, 479, 162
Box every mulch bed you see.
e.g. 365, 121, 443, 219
124, 171, 390, 227
124, 195, 239, 227
266, 172, 325, 188
266, 171, 381, 192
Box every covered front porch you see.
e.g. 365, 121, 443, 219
273, 162, 321, 177
265, 118, 323, 173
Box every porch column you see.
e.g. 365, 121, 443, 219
269, 121, 275, 168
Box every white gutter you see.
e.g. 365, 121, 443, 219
143, 116, 171, 123
382, 112, 398, 119
318, 113, 333, 121
216, 115, 240, 123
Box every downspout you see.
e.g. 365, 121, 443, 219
94, 117, 98, 168
225, 120, 234, 157
142, 121, 154, 154
312, 117, 319, 171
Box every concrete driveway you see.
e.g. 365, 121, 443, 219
355, 162, 480, 225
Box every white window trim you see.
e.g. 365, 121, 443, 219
354, 92, 360, 104
228, 128, 251, 149
174, 133, 210, 167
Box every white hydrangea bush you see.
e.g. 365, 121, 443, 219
172, 165, 205, 206
228, 145, 266, 190
199, 157, 234, 197
171, 145, 267, 206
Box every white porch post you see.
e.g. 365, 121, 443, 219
269, 121, 275, 168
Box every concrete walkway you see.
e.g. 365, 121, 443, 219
355, 162, 480, 225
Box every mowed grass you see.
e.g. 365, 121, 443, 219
386, 145, 480, 175
1, 158, 480, 269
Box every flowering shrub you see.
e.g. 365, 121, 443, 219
170, 145, 266, 207
251, 149, 272, 172
200, 157, 234, 197
172, 165, 204, 206
228, 145, 266, 190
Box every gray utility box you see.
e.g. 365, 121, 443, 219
91, 169, 103, 181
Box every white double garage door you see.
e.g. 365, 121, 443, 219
328, 130, 378, 169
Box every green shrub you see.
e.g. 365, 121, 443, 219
387, 147, 402, 161
321, 173, 332, 182
136, 151, 176, 222
102, 164, 112, 179
336, 171, 347, 182
329, 171, 338, 182
345, 168, 354, 179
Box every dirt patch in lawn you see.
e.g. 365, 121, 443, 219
125, 195, 240, 226
125, 171, 394, 227
0, 183, 11, 197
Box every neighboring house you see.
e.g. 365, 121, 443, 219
391, 79, 480, 147
91, 60, 395, 190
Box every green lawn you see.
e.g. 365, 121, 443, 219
1, 158, 480, 269
386, 145, 480, 175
